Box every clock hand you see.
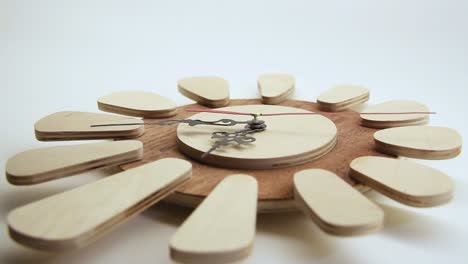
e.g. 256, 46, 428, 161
90, 118, 252, 128
202, 124, 266, 159
92, 117, 268, 159
91, 110, 270, 159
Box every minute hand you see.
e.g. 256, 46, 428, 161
90, 118, 251, 128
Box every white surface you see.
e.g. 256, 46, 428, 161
0, 0, 467, 263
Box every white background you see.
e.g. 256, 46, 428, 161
1, 0, 467, 263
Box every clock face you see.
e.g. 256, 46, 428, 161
176, 105, 337, 169
122, 98, 392, 212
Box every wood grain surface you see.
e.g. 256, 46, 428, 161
8, 158, 192, 251
97, 90, 178, 118
294, 169, 384, 236
177, 105, 337, 170
177, 76, 230, 108
170, 174, 257, 264
35, 111, 144, 141
317, 85, 370, 112
350, 156, 453, 207
6, 140, 143, 185
374, 126, 462, 160
360, 100, 430, 128
257, 73, 295, 105
121, 99, 394, 211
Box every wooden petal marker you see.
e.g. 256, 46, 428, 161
360, 100, 430, 128
257, 73, 295, 105
350, 156, 453, 207
317, 85, 370, 112
35, 111, 144, 141
374, 126, 462, 160
7, 158, 192, 251
294, 169, 384, 236
98, 90, 178, 118
170, 175, 257, 264
178, 76, 230, 108
6, 140, 143, 185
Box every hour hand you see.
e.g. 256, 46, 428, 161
90, 118, 250, 128
180, 119, 250, 127
201, 122, 267, 158
201, 130, 257, 159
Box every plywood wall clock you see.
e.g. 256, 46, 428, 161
5, 75, 462, 263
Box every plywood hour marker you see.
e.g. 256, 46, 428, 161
360, 100, 430, 128
317, 85, 370, 112
7, 158, 192, 251
374, 126, 462, 160
6, 140, 143, 185
257, 73, 295, 105
98, 90, 178, 118
294, 169, 384, 236
170, 175, 257, 264
350, 156, 453, 207
35, 111, 144, 141
178, 76, 230, 108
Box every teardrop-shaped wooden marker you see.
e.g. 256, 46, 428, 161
98, 90, 178, 118
294, 169, 383, 236
360, 100, 430, 128
7, 158, 191, 251
177, 76, 230, 108
35, 111, 144, 141
374, 126, 462, 160
257, 73, 295, 105
170, 175, 257, 264
350, 156, 453, 207
317, 85, 370, 112
6, 140, 143, 185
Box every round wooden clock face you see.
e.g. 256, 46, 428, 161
176, 105, 337, 170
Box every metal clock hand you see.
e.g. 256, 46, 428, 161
90, 112, 269, 159
202, 120, 266, 159
90, 118, 252, 128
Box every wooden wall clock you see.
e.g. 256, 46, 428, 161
4, 74, 462, 263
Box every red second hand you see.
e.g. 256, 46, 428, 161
185, 108, 436, 116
